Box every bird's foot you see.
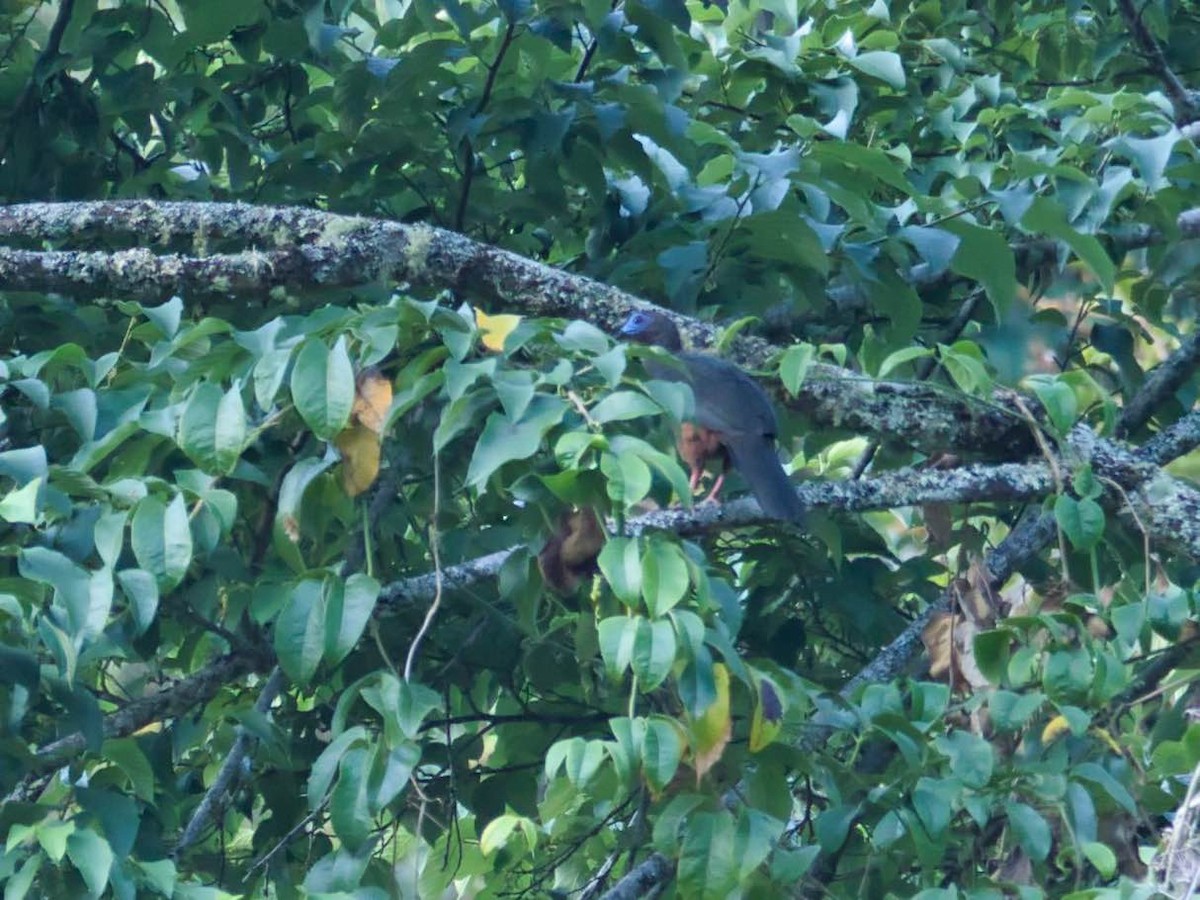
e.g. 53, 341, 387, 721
701, 474, 726, 505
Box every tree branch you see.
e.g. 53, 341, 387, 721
1114, 0, 1198, 122
4, 649, 272, 803
175, 666, 287, 856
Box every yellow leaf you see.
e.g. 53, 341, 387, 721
352, 368, 392, 435
1041, 714, 1071, 745
335, 423, 382, 497
1090, 726, 1123, 756
749, 671, 785, 752
690, 663, 731, 783
475, 308, 521, 353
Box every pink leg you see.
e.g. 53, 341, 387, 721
689, 467, 704, 492
702, 473, 726, 504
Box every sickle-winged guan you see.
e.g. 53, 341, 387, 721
619, 310, 804, 523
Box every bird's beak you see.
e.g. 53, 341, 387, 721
618, 314, 640, 337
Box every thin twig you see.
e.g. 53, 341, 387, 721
453, 22, 518, 230
404, 450, 443, 681
1114, 0, 1198, 121
244, 805, 324, 879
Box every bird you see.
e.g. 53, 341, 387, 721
618, 310, 804, 523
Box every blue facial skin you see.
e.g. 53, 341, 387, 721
619, 311, 650, 337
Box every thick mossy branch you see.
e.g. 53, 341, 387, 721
0, 200, 1049, 457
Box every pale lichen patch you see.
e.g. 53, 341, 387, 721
404, 223, 435, 278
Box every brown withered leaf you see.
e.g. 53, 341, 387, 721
923, 503, 954, 549
961, 558, 1002, 625
923, 606, 992, 694
335, 422, 381, 497
352, 367, 392, 435
923, 611, 955, 680
538, 509, 606, 595
995, 846, 1033, 885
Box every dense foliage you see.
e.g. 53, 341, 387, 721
2, 0, 1200, 897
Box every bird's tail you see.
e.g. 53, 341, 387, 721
723, 436, 806, 524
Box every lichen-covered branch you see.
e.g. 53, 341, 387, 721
1117, 332, 1200, 439
597, 852, 674, 900
4, 650, 271, 803
0, 200, 1152, 458
175, 666, 287, 856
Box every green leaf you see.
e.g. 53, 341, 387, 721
466, 395, 567, 490
66, 829, 114, 897
653, 794, 707, 854
1081, 841, 1117, 879
308, 726, 368, 811
0, 446, 48, 484
877, 346, 934, 378
368, 742, 419, 814
143, 296, 182, 339
254, 347, 293, 410
641, 538, 689, 617
590, 390, 662, 423
0, 643, 39, 689
291, 336, 356, 440
901, 226, 959, 274
1108, 130, 1181, 191
133, 858, 176, 896
601, 449, 653, 507
6, 854, 42, 900
988, 690, 1045, 731
275, 579, 327, 684
1043, 647, 1094, 702
597, 615, 638, 679
479, 814, 538, 857
972, 629, 1011, 685
130, 494, 193, 591
36, 820, 75, 862
632, 617, 677, 688
102, 738, 156, 802
1110, 602, 1145, 647
849, 50, 905, 88
330, 746, 372, 850
779, 344, 816, 394
391, 680, 441, 741
597, 536, 643, 607
324, 573, 380, 667
677, 811, 737, 899
944, 220, 1017, 317
1073, 762, 1137, 814
934, 732, 994, 789
273, 456, 335, 572
1028, 376, 1078, 433
642, 717, 683, 790
815, 803, 859, 853
178, 383, 247, 474
545, 737, 605, 787
1005, 801, 1052, 861
1054, 494, 1105, 550
1021, 196, 1115, 294
0, 476, 41, 524
912, 777, 957, 837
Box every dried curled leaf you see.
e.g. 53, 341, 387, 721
352, 367, 392, 435
538, 508, 606, 594
335, 423, 381, 497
